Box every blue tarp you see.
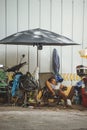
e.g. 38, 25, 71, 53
11, 73, 22, 97
52, 48, 63, 83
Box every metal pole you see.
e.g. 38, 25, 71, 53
37, 46, 39, 67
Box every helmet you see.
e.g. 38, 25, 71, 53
55, 74, 63, 83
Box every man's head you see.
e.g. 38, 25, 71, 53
48, 76, 57, 85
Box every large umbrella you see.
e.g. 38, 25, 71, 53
0, 28, 79, 66
0, 28, 78, 46
0, 28, 80, 87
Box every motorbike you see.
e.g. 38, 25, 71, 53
18, 71, 39, 107
0, 64, 9, 103
6, 54, 39, 106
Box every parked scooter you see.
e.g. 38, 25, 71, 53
5, 54, 26, 104
6, 54, 39, 106
19, 71, 39, 107
0, 64, 9, 103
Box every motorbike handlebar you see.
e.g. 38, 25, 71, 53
6, 62, 27, 72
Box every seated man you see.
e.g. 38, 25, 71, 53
46, 76, 68, 107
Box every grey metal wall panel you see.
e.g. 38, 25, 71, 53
17, 0, 29, 72
72, 0, 83, 75
29, 0, 40, 72
39, 0, 51, 72
0, 0, 6, 65
61, 0, 72, 73
6, 0, 18, 67
0, 0, 87, 83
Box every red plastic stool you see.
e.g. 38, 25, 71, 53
81, 88, 87, 107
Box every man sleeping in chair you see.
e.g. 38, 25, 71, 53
46, 76, 74, 107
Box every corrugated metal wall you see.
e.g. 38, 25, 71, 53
0, 0, 87, 77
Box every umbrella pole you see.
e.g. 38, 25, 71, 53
37, 46, 40, 87
37, 46, 39, 67
37, 45, 42, 88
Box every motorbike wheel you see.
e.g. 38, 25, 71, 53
19, 74, 38, 92
36, 87, 61, 106
35, 87, 51, 106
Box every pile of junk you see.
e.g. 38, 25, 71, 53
0, 54, 87, 108
76, 65, 87, 108
0, 54, 39, 106
75, 48, 87, 108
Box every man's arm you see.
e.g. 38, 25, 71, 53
46, 80, 55, 95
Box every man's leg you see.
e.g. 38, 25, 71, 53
58, 90, 67, 106
67, 86, 75, 100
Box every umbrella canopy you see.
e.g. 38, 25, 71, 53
0, 28, 79, 48
0, 28, 80, 68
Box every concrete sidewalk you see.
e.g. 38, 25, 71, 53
0, 106, 87, 130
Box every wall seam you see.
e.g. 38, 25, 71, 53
50, 0, 52, 72
39, 0, 41, 28
61, 0, 63, 74
5, 0, 7, 66
82, 0, 85, 48
28, 0, 30, 71
17, 0, 19, 64
71, 0, 74, 74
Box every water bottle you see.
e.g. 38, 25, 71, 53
75, 91, 80, 104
